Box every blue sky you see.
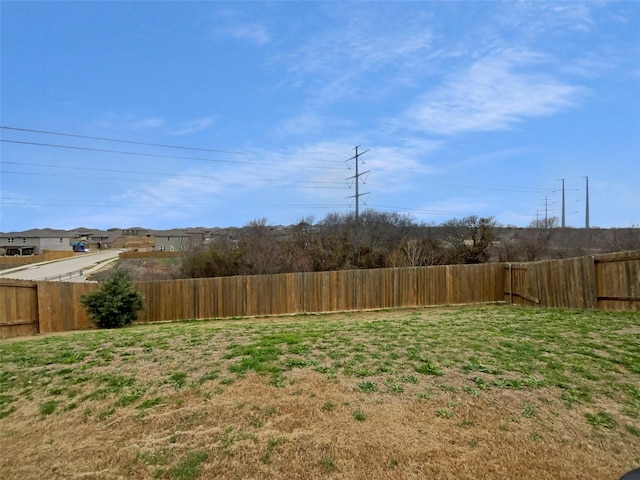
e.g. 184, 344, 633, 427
1, 1, 639, 231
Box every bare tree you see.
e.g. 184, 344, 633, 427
609, 228, 640, 252
441, 216, 497, 264
317, 209, 415, 267
180, 237, 241, 278
515, 229, 552, 261
239, 218, 284, 275
528, 216, 559, 230
388, 236, 443, 267
284, 216, 318, 272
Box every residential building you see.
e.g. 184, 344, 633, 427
0, 228, 72, 255
152, 229, 190, 252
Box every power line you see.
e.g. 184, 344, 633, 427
0, 199, 348, 210
2, 160, 347, 182
428, 182, 564, 193
0, 125, 245, 155
1, 139, 258, 165
1, 140, 346, 171
371, 204, 540, 218
2, 170, 349, 189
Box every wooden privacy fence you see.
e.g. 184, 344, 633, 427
0, 250, 74, 269
1, 251, 638, 339
1, 263, 503, 338
0, 279, 40, 338
504, 250, 640, 311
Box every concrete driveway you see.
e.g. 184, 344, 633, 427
0, 250, 121, 282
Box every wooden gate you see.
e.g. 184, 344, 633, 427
504, 264, 539, 306
503, 256, 598, 309
594, 252, 640, 311
0, 280, 39, 339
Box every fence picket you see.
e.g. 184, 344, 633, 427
1, 251, 638, 338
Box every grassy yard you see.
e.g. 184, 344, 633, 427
0, 305, 638, 479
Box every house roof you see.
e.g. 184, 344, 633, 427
0, 228, 71, 238
149, 228, 190, 237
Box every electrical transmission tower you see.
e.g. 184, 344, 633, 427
584, 176, 590, 229
560, 178, 565, 228
346, 146, 370, 221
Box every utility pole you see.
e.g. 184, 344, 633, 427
544, 196, 549, 229
583, 176, 590, 229
346, 146, 370, 221
560, 178, 566, 228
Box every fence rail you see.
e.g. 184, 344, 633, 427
39, 269, 85, 282
1, 251, 638, 339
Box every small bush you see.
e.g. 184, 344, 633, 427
81, 269, 143, 329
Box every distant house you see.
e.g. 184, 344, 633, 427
185, 228, 208, 250
70, 228, 119, 250
152, 229, 190, 252
111, 227, 154, 251
0, 228, 72, 255
122, 227, 150, 237
152, 228, 207, 252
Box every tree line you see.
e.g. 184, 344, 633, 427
180, 211, 499, 278
177, 209, 639, 279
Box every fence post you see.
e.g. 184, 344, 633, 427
508, 263, 513, 305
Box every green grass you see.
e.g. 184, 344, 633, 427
358, 381, 378, 393
318, 455, 337, 472
585, 411, 617, 429
1, 305, 638, 438
352, 409, 367, 421
170, 452, 208, 480
40, 399, 59, 416
436, 408, 454, 418
261, 437, 285, 465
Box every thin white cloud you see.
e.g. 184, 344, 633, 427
449, 147, 536, 171
226, 23, 270, 45
287, 29, 432, 76
91, 114, 166, 131
169, 117, 216, 136
91, 113, 217, 137
561, 51, 617, 78
103, 138, 442, 226
273, 113, 328, 138
404, 51, 586, 136
279, 15, 433, 105
495, 2, 597, 36
208, 8, 271, 46
130, 117, 165, 130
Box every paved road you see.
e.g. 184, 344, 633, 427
0, 250, 121, 282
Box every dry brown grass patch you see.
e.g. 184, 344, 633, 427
1, 371, 637, 479
1, 306, 638, 479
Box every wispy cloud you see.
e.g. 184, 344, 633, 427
103, 137, 442, 226
208, 8, 271, 46
494, 2, 597, 37
403, 50, 586, 136
91, 113, 217, 137
279, 12, 433, 105
169, 117, 216, 136
273, 113, 328, 138
130, 117, 165, 130
92, 114, 166, 132
225, 22, 270, 46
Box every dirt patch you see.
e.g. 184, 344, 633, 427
615, 327, 640, 335
88, 258, 181, 281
